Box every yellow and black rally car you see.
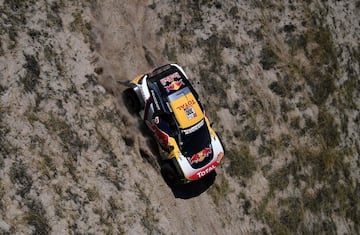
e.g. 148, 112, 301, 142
123, 64, 224, 186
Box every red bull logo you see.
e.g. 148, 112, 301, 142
160, 72, 184, 92
188, 147, 212, 164
176, 99, 195, 111
165, 80, 184, 92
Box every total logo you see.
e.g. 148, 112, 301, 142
176, 99, 195, 111
196, 164, 216, 178
188, 152, 224, 180
188, 148, 212, 164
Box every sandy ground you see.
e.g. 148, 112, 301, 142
0, 0, 359, 234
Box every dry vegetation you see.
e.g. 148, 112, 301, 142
0, 0, 359, 234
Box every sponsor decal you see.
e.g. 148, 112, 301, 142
185, 106, 197, 120
182, 119, 204, 135
150, 90, 161, 110
189, 162, 218, 180
160, 72, 184, 92
188, 152, 223, 180
176, 99, 195, 111
196, 164, 216, 178
188, 147, 212, 164
151, 124, 169, 147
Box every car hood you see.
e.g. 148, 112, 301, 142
185, 145, 214, 169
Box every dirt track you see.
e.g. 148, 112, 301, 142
0, 0, 359, 234
91, 1, 241, 234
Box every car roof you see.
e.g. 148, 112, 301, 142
168, 87, 204, 129
148, 65, 187, 94
147, 65, 204, 129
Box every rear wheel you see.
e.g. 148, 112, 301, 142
123, 88, 140, 114
161, 162, 180, 187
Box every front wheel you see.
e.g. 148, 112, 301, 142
161, 162, 180, 187
123, 88, 140, 114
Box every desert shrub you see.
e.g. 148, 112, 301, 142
346, 184, 360, 233
142, 206, 160, 234
25, 198, 51, 235
200, 34, 225, 70
303, 25, 338, 106
289, 116, 301, 131
198, 68, 228, 108
0, 40, 4, 56
101, 167, 124, 191
0, 180, 4, 211
85, 187, 99, 202
268, 165, 290, 192
241, 125, 259, 142
4, 0, 30, 11
9, 161, 33, 197
303, 182, 360, 229
311, 219, 337, 235
340, 50, 359, 111
305, 68, 336, 106
21, 54, 40, 93
108, 196, 124, 219
278, 197, 305, 233
46, 115, 86, 158
70, 12, 92, 43
306, 26, 337, 67
0, 157, 3, 170
293, 146, 347, 183
46, 2, 63, 31
269, 81, 286, 97
316, 108, 340, 148
260, 44, 279, 70
208, 175, 230, 206
64, 157, 77, 182
262, 211, 291, 235
226, 146, 257, 179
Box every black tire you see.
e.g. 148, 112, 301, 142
123, 88, 140, 114
161, 162, 180, 187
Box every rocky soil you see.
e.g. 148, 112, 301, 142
0, 0, 359, 234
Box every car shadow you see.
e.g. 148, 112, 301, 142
168, 171, 217, 199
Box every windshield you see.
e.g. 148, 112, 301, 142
180, 119, 210, 158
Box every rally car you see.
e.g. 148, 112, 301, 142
123, 64, 224, 186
